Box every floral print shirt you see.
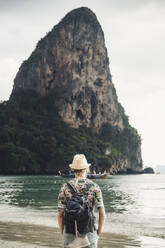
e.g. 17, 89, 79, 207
58, 178, 104, 211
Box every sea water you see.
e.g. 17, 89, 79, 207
0, 174, 165, 245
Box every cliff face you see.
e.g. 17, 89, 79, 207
10, 7, 143, 172
12, 7, 124, 132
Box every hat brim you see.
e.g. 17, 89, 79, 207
69, 163, 91, 170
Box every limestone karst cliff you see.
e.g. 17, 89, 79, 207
12, 7, 124, 133
6, 7, 143, 173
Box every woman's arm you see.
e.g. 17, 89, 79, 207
57, 209, 64, 235
97, 207, 105, 236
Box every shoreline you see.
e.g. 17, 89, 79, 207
0, 170, 156, 176
0, 221, 165, 248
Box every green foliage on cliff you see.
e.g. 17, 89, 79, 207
0, 90, 141, 174
99, 123, 141, 166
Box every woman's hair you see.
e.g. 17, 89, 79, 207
73, 168, 89, 185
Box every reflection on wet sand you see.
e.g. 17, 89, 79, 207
0, 221, 61, 247
100, 232, 141, 248
0, 221, 141, 248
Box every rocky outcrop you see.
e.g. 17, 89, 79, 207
110, 151, 143, 175
10, 7, 143, 172
142, 167, 155, 174
12, 7, 124, 133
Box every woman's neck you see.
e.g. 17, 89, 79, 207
75, 175, 87, 179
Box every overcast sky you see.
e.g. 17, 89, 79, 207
0, 0, 165, 169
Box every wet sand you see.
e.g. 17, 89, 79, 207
0, 221, 164, 248
0, 240, 50, 248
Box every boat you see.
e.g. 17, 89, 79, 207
59, 171, 75, 178
87, 173, 108, 179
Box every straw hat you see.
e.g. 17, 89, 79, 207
69, 154, 91, 170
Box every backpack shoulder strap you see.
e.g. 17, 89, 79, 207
67, 182, 77, 194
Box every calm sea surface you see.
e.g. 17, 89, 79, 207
0, 174, 165, 241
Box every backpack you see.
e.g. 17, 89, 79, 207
64, 182, 94, 235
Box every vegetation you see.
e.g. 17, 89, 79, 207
0, 90, 141, 174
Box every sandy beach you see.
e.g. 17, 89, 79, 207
0, 221, 141, 248
0, 221, 61, 247
0, 240, 50, 248
1, 221, 165, 248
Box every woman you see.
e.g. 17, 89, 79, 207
58, 154, 105, 248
